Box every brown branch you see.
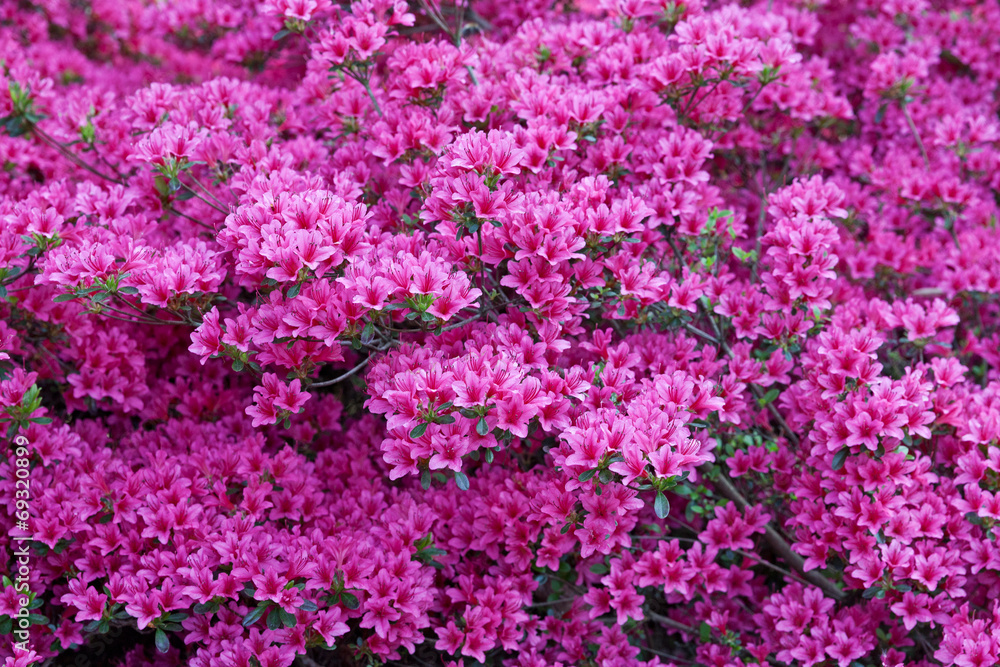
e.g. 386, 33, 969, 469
308, 357, 370, 388
645, 611, 698, 635
713, 469, 845, 601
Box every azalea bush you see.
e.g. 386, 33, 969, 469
2, 0, 1000, 665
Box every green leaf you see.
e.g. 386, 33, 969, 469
361, 322, 375, 345
242, 603, 270, 627
476, 417, 489, 436
831, 449, 848, 471
421, 469, 431, 490
699, 621, 712, 643
874, 104, 887, 124
193, 601, 219, 614
155, 629, 169, 653
759, 388, 780, 406
232, 359, 244, 372
654, 492, 670, 519
273, 28, 291, 40
409, 422, 427, 438
279, 608, 297, 627
454, 471, 470, 491
287, 283, 301, 298
53, 293, 77, 302
437, 414, 456, 425
266, 607, 282, 630
578, 469, 596, 482
340, 592, 360, 610
298, 600, 318, 612
29, 417, 52, 424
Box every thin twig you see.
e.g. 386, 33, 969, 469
645, 611, 698, 635
295, 655, 325, 667
179, 181, 228, 215
900, 101, 930, 168
186, 173, 229, 208
308, 357, 371, 388
638, 644, 693, 665
32, 127, 123, 184
682, 322, 719, 344
169, 206, 216, 230
713, 470, 845, 601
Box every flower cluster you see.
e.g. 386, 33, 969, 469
2, 0, 1000, 666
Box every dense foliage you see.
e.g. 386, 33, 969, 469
2, 0, 1000, 665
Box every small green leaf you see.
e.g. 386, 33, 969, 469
759, 388, 780, 406
409, 422, 427, 438
654, 492, 670, 519
874, 104, 887, 124
831, 449, 848, 471
287, 283, 301, 298
421, 469, 431, 490
155, 629, 169, 653
699, 621, 712, 643
476, 417, 489, 436
53, 294, 77, 302
299, 600, 318, 612
266, 607, 282, 630
361, 322, 375, 345
193, 601, 219, 614
242, 603, 269, 627
454, 471, 470, 491
578, 469, 596, 482
279, 608, 297, 627
340, 592, 360, 610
